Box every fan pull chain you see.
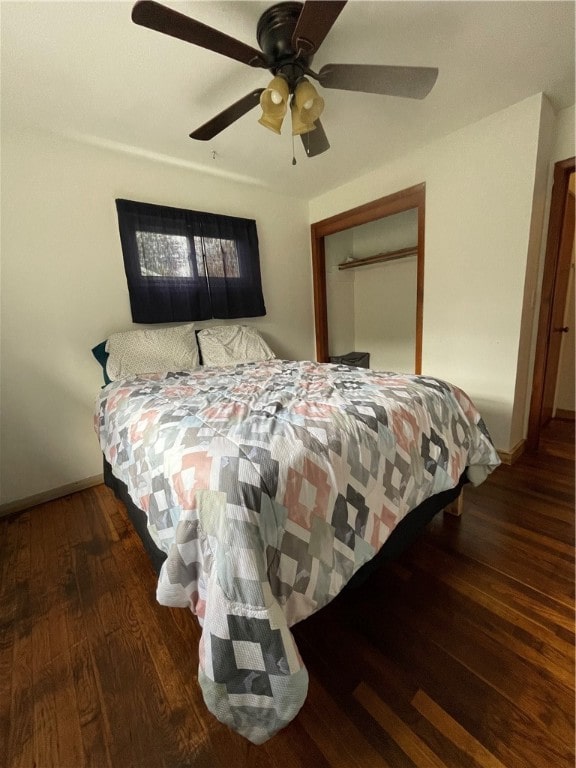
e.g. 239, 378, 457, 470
292, 133, 296, 166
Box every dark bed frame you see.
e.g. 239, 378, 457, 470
103, 458, 466, 588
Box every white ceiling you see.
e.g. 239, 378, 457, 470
2, 1, 575, 199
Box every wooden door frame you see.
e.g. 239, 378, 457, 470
311, 183, 426, 370
527, 156, 575, 451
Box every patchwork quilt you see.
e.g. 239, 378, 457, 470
94, 360, 500, 743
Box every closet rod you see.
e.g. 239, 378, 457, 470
338, 245, 418, 270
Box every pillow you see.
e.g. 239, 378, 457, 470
105, 324, 200, 381
197, 325, 276, 367
91, 340, 111, 385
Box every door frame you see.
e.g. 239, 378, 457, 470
527, 156, 575, 450
311, 183, 426, 370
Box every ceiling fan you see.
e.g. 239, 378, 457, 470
131, 0, 439, 158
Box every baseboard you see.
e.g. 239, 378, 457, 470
555, 409, 575, 421
498, 439, 526, 465
0, 474, 104, 518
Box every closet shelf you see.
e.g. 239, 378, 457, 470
338, 245, 418, 270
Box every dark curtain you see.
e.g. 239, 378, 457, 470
115, 199, 266, 323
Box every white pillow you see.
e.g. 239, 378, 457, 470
105, 324, 200, 380
197, 325, 276, 367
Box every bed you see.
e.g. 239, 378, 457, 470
93, 326, 500, 744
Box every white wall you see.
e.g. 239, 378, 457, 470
351, 209, 418, 260
354, 258, 417, 373
325, 210, 418, 371
324, 228, 355, 357
352, 210, 418, 373
551, 106, 576, 163
310, 94, 554, 452
0, 128, 312, 506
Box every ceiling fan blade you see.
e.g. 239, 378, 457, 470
318, 64, 439, 99
300, 121, 330, 158
132, 1, 267, 68
292, 1, 347, 54
189, 89, 265, 141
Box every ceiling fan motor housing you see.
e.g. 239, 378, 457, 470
256, 2, 314, 90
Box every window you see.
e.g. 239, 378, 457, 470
115, 199, 266, 323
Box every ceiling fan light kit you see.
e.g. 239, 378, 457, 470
259, 76, 323, 136
131, 0, 438, 158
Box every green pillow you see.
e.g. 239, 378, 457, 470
91, 341, 111, 385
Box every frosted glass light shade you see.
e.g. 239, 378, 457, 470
258, 75, 290, 133
294, 80, 324, 125
258, 113, 284, 134
291, 101, 317, 135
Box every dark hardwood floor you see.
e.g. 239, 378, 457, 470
1, 419, 573, 767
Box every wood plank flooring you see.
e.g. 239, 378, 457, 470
1, 419, 573, 767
